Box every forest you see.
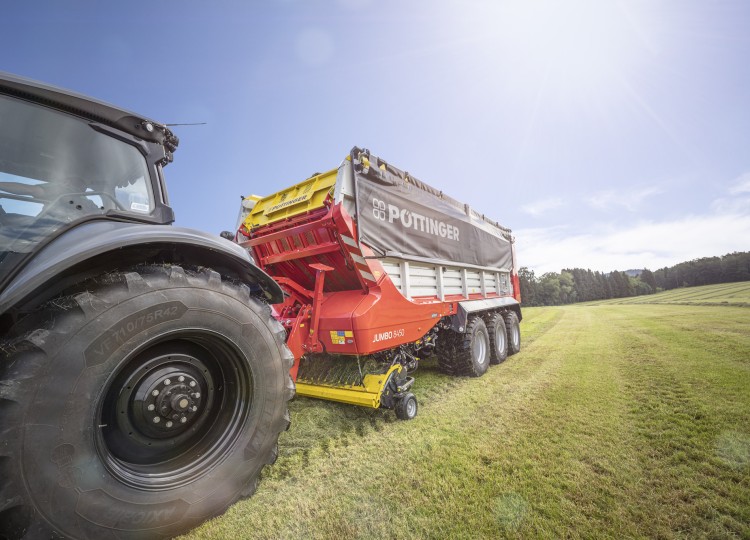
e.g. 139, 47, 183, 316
518, 251, 750, 306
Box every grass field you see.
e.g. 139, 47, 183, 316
586, 281, 750, 307
182, 288, 750, 539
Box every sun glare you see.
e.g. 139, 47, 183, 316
516, 2, 636, 83
455, 0, 650, 101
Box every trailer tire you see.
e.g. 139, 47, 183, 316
438, 316, 490, 377
0, 265, 294, 540
505, 311, 521, 355
395, 392, 418, 420
487, 311, 509, 365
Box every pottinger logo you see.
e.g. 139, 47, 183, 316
372, 198, 460, 241
373, 198, 387, 220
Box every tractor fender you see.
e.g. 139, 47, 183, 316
0, 220, 284, 314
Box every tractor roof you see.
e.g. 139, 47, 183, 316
0, 71, 178, 159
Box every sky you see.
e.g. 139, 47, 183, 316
2, 0, 749, 274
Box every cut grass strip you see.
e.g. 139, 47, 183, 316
586, 281, 750, 307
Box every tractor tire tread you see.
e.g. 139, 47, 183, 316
0, 263, 293, 539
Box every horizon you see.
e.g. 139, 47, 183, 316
522, 249, 749, 276
3, 0, 749, 275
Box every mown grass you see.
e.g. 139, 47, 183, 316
181, 301, 750, 539
586, 280, 750, 307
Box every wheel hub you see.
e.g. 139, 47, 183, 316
107, 350, 218, 457
130, 364, 207, 436
138, 372, 205, 431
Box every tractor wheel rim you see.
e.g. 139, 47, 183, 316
96, 335, 253, 490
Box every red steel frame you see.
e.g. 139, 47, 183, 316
238, 196, 516, 380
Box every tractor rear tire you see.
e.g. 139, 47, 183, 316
438, 316, 490, 377
0, 265, 294, 540
505, 311, 521, 355
487, 311, 509, 365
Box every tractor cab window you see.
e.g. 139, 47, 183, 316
115, 175, 151, 213
0, 93, 154, 275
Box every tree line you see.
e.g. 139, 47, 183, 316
518, 251, 750, 306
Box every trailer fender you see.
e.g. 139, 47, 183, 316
0, 220, 284, 314
449, 297, 521, 332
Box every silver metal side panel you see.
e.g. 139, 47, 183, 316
380, 256, 511, 301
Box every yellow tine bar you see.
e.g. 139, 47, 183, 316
294, 365, 403, 409
295, 382, 381, 408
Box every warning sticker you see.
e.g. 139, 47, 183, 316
329, 330, 353, 345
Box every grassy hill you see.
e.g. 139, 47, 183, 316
182, 301, 750, 539
586, 280, 750, 307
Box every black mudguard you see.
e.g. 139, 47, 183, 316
0, 220, 283, 314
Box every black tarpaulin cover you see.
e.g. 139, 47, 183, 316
352, 150, 513, 270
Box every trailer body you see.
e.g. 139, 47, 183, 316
237, 148, 521, 413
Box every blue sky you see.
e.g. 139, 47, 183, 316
3, 0, 749, 274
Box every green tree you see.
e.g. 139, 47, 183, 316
559, 271, 576, 304
518, 267, 539, 306
640, 269, 657, 292
539, 272, 562, 305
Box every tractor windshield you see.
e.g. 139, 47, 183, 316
0, 93, 153, 282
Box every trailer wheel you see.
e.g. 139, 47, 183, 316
438, 316, 490, 377
487, 312, 509, 365
505, 311, 521, 355
395, 392, 418, 420
0, 265, 294, 540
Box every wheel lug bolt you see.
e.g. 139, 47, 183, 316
147, 404, 155, 411
189, 381, 196, 387
180, 417, 187, 423
194, 392, 201, 398
178, 376, 185, 382
152, 389, 159, 396
166, 421, 173, 428
164, 378, 171, 385
153, 416, 160, 423
191, 405, 198, 412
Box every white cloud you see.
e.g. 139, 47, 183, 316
520, 197, 564, 217
711, 172, 750, 213
711, 196, 750, 214
729, 172, 750, 195
587, 186, 662, 212
515, 212, 750, 274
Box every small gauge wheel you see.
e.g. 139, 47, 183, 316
395, 392, 418, 420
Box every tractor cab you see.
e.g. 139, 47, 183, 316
0, 73, 177, 289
